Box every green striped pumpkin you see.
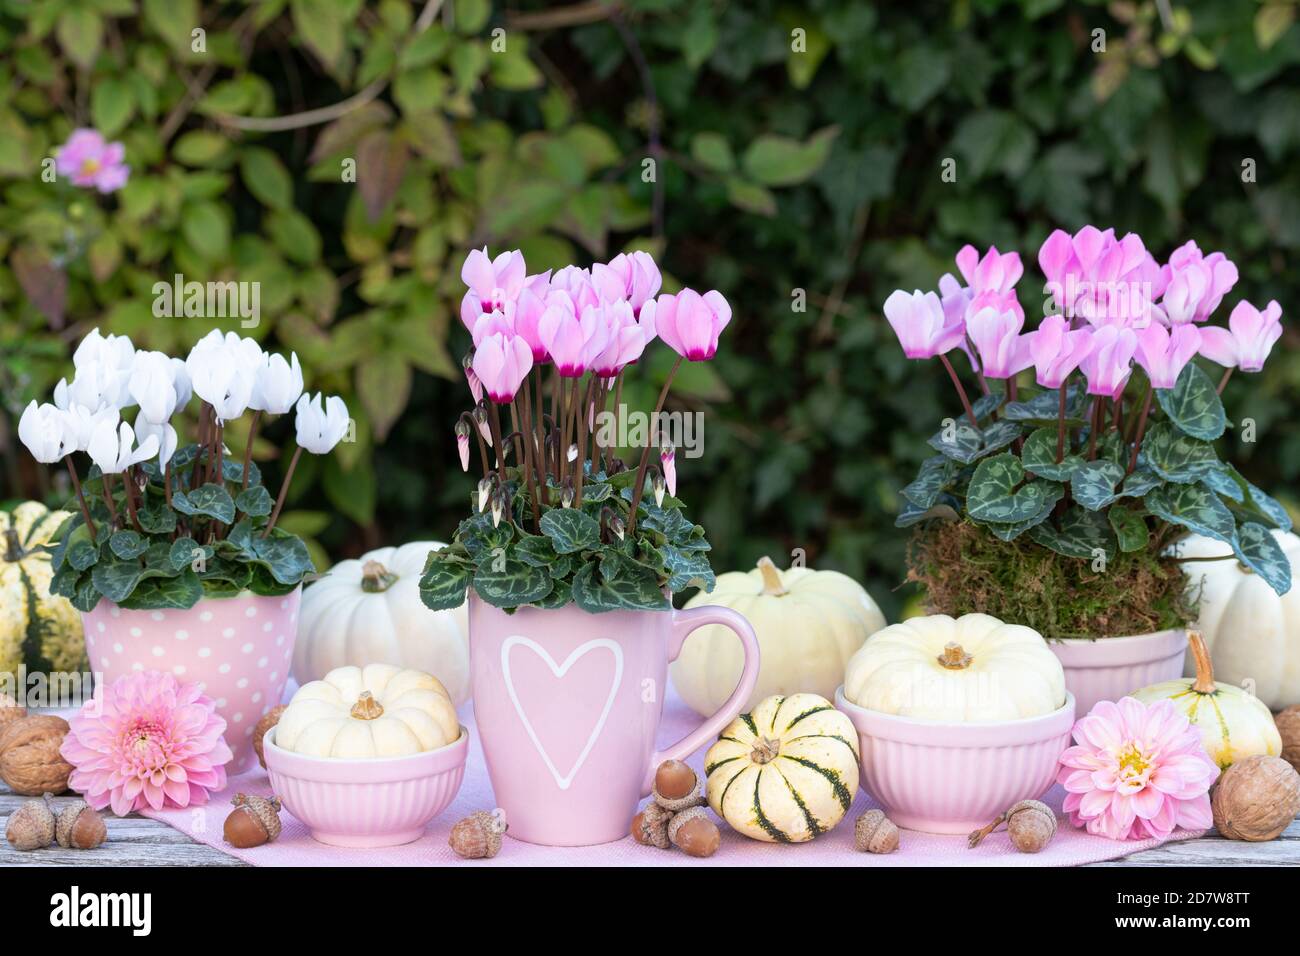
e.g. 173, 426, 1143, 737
0, 502, 85, 680
704, 692, 860, 843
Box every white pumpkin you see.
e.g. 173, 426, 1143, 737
1177, 530, 1300, 710
672, 556, 886, 716
704, 693, 859, 842
1131, 632, 1282, 768
294, 542, 470, 704
843, 613, 1066, 721
276, 663, 460, 758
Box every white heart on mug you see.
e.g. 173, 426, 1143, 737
500, 636, 624, 791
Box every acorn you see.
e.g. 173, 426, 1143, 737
667, 806, 720, 858
652, 759, 702, 812
449, 810, 506, 859
252, 705, 286, 769
223, 794, 281, 848
968, 799, 1057, 853
854, 809, 899, 854
630, 802, 673, 849
52, 797, 107, 849
6, 796, 56, 851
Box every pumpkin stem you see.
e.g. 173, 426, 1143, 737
360, 560, 399, 593
937, 641, 973, 670
756, 557, 788, 596
750, 736, 782, 764
1188, 630, 1217, 694
350, 691, 385, 720
2, 528, 22, 563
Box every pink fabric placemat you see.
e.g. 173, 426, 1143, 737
137, 683, 1203, 866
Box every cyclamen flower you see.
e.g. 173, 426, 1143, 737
55, 129, 130, 194
463, 352, 484, 404
295, 393, 350, 454
1080, 324, 1137, 398
1057, 697, 1219, 841
134, 420, 179, 469
954, 244, 1023, 295
455, 423, 471, 472
61, 671, 232, 816
250, 352, 304, 415
129, 350, 182, 424
1198, 300, 1283, 373
472, 332, 534, 402
1039, 226, 1163, 327
17, 402, 71, 463
1134, 322, 1200, 390
965, 294, 1034, 379
460, 248, 527, 326
59, 403, 119, 454
1159, 240, 1238, 325
589, 299, 650, 377
592, 251, 663, 316
1030, 315, 1093, 389
883, 289, 964, 360
654, 288, 731, 362
661, 445, 676, 497
538, 296, 608, 377
87, 420, 158, 475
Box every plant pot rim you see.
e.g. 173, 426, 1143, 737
834, 686, 1076, 747
263, 725, 469, 782
81, 584, 303, 615
1049, 627, 1186, 667
467, 590, 672, 617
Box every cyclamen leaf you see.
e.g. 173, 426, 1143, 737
1199, 462, 1245, 503
1141, 422, 1218, 484
169, 537, 214, 572
418, 557, 473, 610
251, 534, 315, 585
1241, 481, 1292, 532
472, 558, 552, 608
967, 454, 1056, 523
1155, 363, 1226, 441
540, 508, 601, 554
173, 483, 236, 524
1071, 460, 1125, 511
533, 578, 572, 609
67, 538, 100, 572
1002, 385, 1089, 425
1020, 426, 1082, 482
895, 496, 961, 528
109, 530, 148, 560
980, 486, 1062, 541
570, 561, 668, 613
901, 455, 956, 509
662, 544, 716, 593
1119, 468, 1161, 498
136, 500, 177, 534
927, 419, 1021, 465
120, 570, 204, 610
1108, 504, 1150, 553
1029, 507, 1116, 563
1233, 523, 1292, 595
91, 557, 144, 604
514, 533, 558, 568
235, 485, 274, 517
1145, 483, 1237, 544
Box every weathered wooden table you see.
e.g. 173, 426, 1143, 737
3, 786, 1296, 866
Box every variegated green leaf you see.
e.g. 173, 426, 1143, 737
1156, 362, 1226, 440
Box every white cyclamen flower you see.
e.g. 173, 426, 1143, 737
73, 328, 136, 374
17, 402, 71, 463
134, 419, 179, 468
294, 392, 350, 454
170, 357, 193, 409
129, 351, 180, 424
54, 360, 133, 411
250, 352, 303, 415
60, 404, 120, 454
87, 420, 158, 475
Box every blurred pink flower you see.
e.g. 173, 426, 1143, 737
1039, 226, 1162, 327
1135, 322, 1201, 389
883, 289, 964, 359
954, 244, 1023, 295
460, 248, 527, 326
1159, 240, 1238, 325
965, 298, 1034, 379
1030, 315, 1093, 389
592, 251, 662, 316
1080, 324, 1137, 398
472, 332, 534, 402
1058, 697, 1218, 841
1198, 300, 1283, 373
654, 288, 731, 362
55, 129, 130, 193
60, 671, 231, 817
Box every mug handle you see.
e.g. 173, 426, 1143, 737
641, 604, 761, 796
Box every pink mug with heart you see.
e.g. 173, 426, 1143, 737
468, 594, 761, 846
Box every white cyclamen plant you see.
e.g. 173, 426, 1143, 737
17, 328, 348, 611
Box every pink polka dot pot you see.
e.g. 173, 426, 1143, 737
81, 587, 301, 774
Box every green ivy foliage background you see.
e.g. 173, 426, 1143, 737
1, 0, 1297, 619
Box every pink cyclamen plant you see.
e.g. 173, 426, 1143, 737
61, 671, 232, 816
55, 129, 130, 193
1057, 697, 1219, 841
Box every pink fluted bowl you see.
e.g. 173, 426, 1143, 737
263, 726, 469, 847
835, 688, 1076, 834
1049, 629, 1186, 717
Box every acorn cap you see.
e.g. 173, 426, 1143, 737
232, 794, 282, 843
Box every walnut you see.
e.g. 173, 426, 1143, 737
1212, 755, 1300, 842
0, 715, 72, 796
1276, 706, 1300, 774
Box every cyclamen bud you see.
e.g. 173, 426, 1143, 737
455, 421, 471, 473
477, 477, 493, 512
653, 472, 666, 507
561, 483, 575, 509
472, 405, 491, 444
567, 443, 578, 463
609, 515, 625, 541
491, 488, 507, 528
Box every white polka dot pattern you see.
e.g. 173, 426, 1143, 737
80, 588, 302, 774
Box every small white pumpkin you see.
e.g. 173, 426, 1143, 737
1130, 632, 1282, 768
843, 613, 1066, 721
705, 692, 859, 843
294, 542, 470, 704
276, 663, 460, 758
1178, 530, 1300, 710
672, 556, 886, 716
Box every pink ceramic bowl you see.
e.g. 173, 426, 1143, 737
1049, 630, 1185, 717
835, 688, 1076, 834
263, 726, 469, 847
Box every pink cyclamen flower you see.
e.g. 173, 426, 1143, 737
965, 298, 1034, 379
661, 444, 676, 497
592, 251, 663, 317
589, 299, 650, 378
60, 671, 232, 816
463, 352, 484, 404
1038, 226, 1163, 327
1058, 697, 1219, 841
883, 289, 965, 359
472, 332, 533, 403
954, 244, 1023, 295
1030, 315, 1093, 389
538, 293, 609, 377
55, 129, 130, 193
1159, 240, 1238, 325
1198, 300, 1283, 373
459, 247, 527, 327
1080, 324, 1137, 398
654, 288, 731, 362
1134, 322, 1201, 389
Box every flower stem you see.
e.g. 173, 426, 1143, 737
242, 411, 261, 490
575, 375, 595, 507
64, 457, 96, 543
122, 468, 145, 533
488, 402, 508, 486
627, 356, 682, 535
1127, 388, 1155, 475
100, 475, 119, 529
1086, 398, 1102, 460
1217, 366, 1233, 395
1055, 385, 1068, 463
938, 353, 980, 431
263, 445, 302, 538
533, 371, 549, 503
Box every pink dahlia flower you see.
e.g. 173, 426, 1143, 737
1057, 697, 1219, 841
55, 128, 130, 193
61, 671, 232, 816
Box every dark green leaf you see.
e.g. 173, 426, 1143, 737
136, 499, 177, 534
967, 454, 1057, 523
119, 570, 204, 610
1003, 385, 1088, 425
1020, 426, 1082, 481
1141, 422, 1217, 484
91, 556, 144, 604
1145, 483, 1237, 544
901, 455, 957, 509
1071, 460, 1125, 511
108, 530, 148, 560
251, 534, 315, 585
570, 561, 668, 613
514, 533, 558, 568
662, 544, 716, 593
1108, 504, 1150, 553
1233, 523, 1292, 595
418, 556, 473, 610
540, 508, 601, 554
927, 419, 1021, 465
67, 538, 100, 572
173, 483, 236, 524
1029, 507, 1116, 563
1119, 468, 1161, 498
1156, 362, 1226, 441
235, 485, 273, 518
532, 578, 572, 609
169, 537, 213, 572
472, 559, 552, 608
980, 487, 1062, 541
